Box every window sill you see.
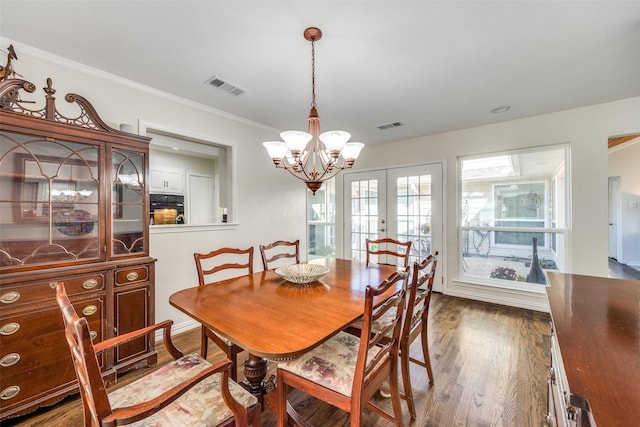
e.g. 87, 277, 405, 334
150, 223, 237, 234
453, 276, 548, 293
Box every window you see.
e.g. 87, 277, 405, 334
459, 145, 569, 286
307, 179, 336, 257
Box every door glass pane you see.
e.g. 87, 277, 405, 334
349, 178, 381, 262
396, 174, 432, 264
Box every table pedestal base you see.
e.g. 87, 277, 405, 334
241, 354, 276, 410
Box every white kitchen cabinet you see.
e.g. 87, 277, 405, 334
149, 168, 184, 194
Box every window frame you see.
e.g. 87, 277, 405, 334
458, 144, 570, 290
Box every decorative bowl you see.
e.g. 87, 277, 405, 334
275, 263, 330, 284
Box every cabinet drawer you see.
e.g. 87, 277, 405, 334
1, 300, 104, 375
0, 274, 104, 308
115, 266, 149, 285
0, 299, 103, 345
0, 358, 77, 411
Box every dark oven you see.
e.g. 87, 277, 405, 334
150, 194, 185, 224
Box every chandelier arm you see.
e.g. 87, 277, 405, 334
277, 158, 316, 182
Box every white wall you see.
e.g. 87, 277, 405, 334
608, 138, 640, 266
6, 38, 640, 318
6, 40, 308, 330
354, 97, 640, 310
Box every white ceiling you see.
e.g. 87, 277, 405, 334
1, 1, 639, 145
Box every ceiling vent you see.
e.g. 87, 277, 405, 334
205, 76, 245, 96
377, 121, 403, 130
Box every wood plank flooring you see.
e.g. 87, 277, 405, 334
3, 294, 551, 426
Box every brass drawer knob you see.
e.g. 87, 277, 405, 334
82, 279, 98, 289
49, 281, 59, 289
82, 305, 98, 316
0, 292, 20, 304
0, 386, 20, 400
0, 353, 20, 368
90, 331, 98, 341
126, 272, 139, 281
0, 323, 20, 336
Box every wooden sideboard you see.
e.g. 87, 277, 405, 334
0, 78, 156, 420
546, 272, 640, 427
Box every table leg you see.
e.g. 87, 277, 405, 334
241, 353, 276, 410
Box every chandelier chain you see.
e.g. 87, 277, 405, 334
311, 37, 316, 109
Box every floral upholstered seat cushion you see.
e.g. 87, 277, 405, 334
278, 331, 386, 397
348, 307, 397, 334
108, 353, 258, 426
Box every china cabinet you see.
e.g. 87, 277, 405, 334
0, 78, 156, 420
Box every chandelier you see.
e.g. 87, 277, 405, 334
262, 27, 364, 194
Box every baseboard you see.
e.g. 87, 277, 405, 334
155, 319, 199, 342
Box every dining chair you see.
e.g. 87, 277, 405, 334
347, 251, 438, 419
276, 267, 410, 427
259, 239, 300, 270
194, 246, 253, 380
365, 237, 412, 268
55, 282, 261, 427
394, 251, 439, 419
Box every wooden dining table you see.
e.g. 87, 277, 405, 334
169, 257, 400, 413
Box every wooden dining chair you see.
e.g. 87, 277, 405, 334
347, 251, 438, 419
259, 239, 300, 270
366, 237, 412, 268
194, 246, 253, 380
395, 251, 439, 419
276, 267, 410, 427
55, 282, 261, 427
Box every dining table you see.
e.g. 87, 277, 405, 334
169, 257, 400, 415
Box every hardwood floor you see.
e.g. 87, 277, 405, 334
4, 294, 551, 427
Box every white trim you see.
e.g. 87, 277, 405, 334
155, 319, 199, 342
2, 38, 279, 134
150, 223, 237, 234
447, 280, 549, 312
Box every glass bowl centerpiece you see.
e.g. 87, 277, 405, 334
275, 263, 329, 284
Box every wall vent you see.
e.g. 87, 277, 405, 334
205, 76, 245, 96
377, 121, 403, 130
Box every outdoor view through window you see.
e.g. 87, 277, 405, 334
459, 145, 569, 288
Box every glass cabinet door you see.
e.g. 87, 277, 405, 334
111, 149, 146, 257
0, 131, 100, 268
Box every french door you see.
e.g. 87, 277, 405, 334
344, 164, 443, 291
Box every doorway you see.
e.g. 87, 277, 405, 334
608, 176, 621, 261
343, 164, 443, 291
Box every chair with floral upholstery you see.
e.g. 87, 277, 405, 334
55, 282, 261, 427
276, 267, 409, 427
259, 239, 300, 270
194, 246, 253, 381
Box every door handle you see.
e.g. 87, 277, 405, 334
379, 228, 386, 232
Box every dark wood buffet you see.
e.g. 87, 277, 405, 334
0, 78, 156, 420
546, 271, 640, 427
